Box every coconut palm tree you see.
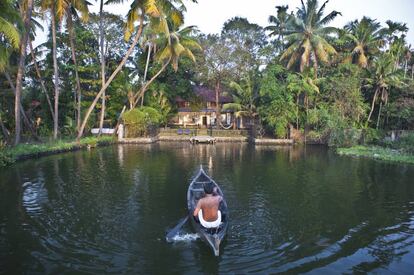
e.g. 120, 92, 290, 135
76, 0, 197, 140
38, 0, 88, 139
265, 5, 289, 51
343, 17, 384, 68
404, 45, 412, 78
97, 0, 107, 135
1, 0, 21, 142
14, 0, 34, 144
138, 27, 159, 106
63, 0, 89, 132
131, 24, 201, 108
382, 20, 408, 46
39, 0, 64, 139
0, 0, 21, 72
365, 53, 403, 128
280, 0, 341, 76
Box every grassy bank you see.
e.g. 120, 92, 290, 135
337, 145, 414, 164
0, 136, 115, 168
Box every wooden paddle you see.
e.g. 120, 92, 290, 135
165, 216, 189, 242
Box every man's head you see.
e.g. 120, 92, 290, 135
203, 181, 214, 194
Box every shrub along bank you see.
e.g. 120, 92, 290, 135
337, 132, 414, 164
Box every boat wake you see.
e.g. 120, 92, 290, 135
167, 233, 199, 243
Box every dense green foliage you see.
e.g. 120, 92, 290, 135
122, 107, 162, 137
0, 0, 413, 151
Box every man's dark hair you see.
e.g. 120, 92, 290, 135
203, 181, 214, 194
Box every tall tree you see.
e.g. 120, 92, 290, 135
132, 25, 201, 108
196, 34, 234, 127
28, 39, 55, 121
40, 0, 65, 139
14, 0, 34, 144
98, 0, 106, 134
343, 17, 384, 68
221, 17, 268, 80
63, 0, 89, 132
265, 5, 289, 52
280, 0, 341, 76
365, 53, 403, 128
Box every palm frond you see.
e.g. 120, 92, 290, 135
170, 10, 183, 27
300, 38, 311, 71
145, 0, 161, 17
287, 50, 300, 69
0, 17, 20, 49
280, 41, 299, 61
182, 48, 196, 62
180, 37, 201, 50
56, 0, 68, 21
104, 0, 125, 5
319, 10, 341, 26
0, 45, 11, 72
156, 46, 172, 62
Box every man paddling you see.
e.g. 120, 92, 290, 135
193, 182, 222, 228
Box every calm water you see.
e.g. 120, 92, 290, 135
1, 143, 414, 274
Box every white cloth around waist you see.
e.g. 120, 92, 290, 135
198, 209, 221, 228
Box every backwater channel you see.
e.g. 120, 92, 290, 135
1, 143, 414, 274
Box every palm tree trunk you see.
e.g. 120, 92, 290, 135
215, 79, 221, 128
51, 4, 60, 140
5, 72, 39, 141
404, 59, 408, 78
412, 64, 414, 80
98, 0, 106, 135
296, 96, 299, 130
132, 59, 170, 109
141, 43, 152, 106
367, 88, 379, 125
29, 39, 55, 121
14, 0, 34, 145
313, 50, 318, 79
376, 101, 383, 129
66, 10, 82, 132
76, 17, 144, 141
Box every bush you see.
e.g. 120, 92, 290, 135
0, 142, 14, 167
360, 128, 384, 145
328, 128, 362, 147
307, 130, 324, 144
122, 107, 162, 137
384, 132, 414, 154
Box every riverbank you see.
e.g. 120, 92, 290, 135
0, 136, 115, 168
337, 145, 414, 165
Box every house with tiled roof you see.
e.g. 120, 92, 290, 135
170, 86, 235, 128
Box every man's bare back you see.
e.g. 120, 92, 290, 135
193, 194, 222, 221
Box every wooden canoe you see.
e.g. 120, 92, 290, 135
187, 166, 228, 256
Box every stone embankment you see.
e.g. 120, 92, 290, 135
121, 135, 293, 144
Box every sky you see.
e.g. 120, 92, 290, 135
36, 0, 414, 46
